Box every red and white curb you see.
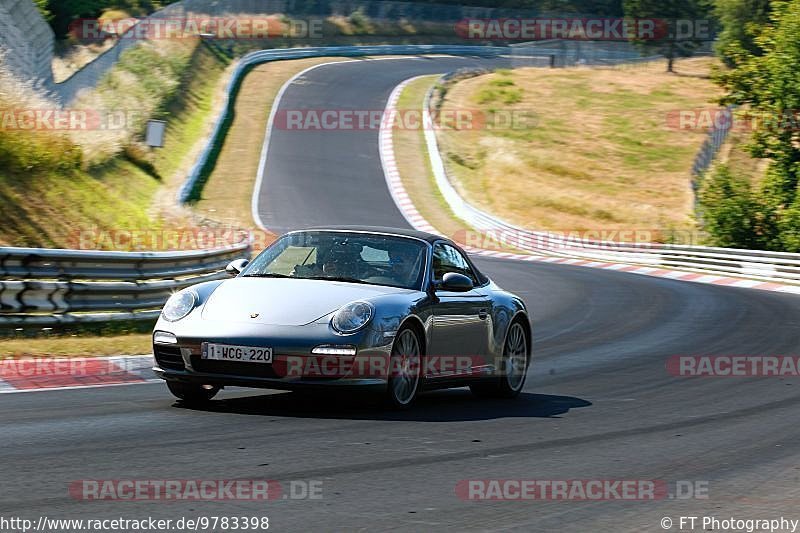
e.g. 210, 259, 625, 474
379, 77, 800, 296
0, 355, 158, 394
379, 76, 442, 236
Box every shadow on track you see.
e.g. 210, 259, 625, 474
173, 390, 592, 422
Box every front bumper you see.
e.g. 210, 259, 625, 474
152, 322, 394, 392
152, 365, 388, 392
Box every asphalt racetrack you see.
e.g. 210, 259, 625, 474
2, 56, 800, 532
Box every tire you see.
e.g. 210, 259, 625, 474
166, 381, 219, 404
385, 326, 423, 409
470, 320, 529, 399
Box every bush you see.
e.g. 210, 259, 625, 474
776, 200, 800, 252
699, 164, 776, 249
0, 69, 82, 173
73, 38, 197, 165
0, 130, 82, 174
348, 8, 374, 34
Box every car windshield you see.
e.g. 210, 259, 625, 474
241, 231, 427, 290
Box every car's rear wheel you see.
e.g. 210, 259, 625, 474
385, 326, 422, 409
470, 320, 529, 399
166, 381, 219, 404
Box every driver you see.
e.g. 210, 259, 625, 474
320, 244, 359, 278
388, 246, 420, 285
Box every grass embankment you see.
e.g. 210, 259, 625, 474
405, 58, 723, 242
0, 54, 359, 355
0, 38, 231, 249
715, 131, 770, 189
0, 38, 231, 354
0, 331, 154, 357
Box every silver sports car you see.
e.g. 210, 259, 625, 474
152, 227, 532, 408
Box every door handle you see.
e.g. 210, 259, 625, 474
478, 309, 488, 320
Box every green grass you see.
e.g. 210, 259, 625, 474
0, 39, 231, 249
0, 160, 159, 248
152, 41, 231, 182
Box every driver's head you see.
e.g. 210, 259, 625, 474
322, 251, 343, 276
389, 246, 419, 280
322, 245, 355, 276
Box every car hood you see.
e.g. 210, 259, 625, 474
201, 277, 412, 326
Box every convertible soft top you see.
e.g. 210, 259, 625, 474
300, 225, 445, 244
298, 225, 488, 284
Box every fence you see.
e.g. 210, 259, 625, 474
46, 0, 684, 103
0, 241, 250, 326
47, 0, 520, 104
509, 39, 654, 68
691, 106, 735, 182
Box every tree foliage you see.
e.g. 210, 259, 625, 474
37, 1, 178, 38
699, 165, 776, 248
713, 0, 772, 66
708, 0, 800, 250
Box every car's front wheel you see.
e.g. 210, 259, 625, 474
470, 320, 529, 398
166, 381, 219, 404
385, 326, 422, 409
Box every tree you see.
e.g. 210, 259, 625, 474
714, 0, 772, 67
698, 165, 776, 249
716, 1, 800, 209
32, 0, 52, 23
623, 0, 714, 72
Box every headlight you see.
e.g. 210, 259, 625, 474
332, 301, 374, 334
161, 290, 198, 322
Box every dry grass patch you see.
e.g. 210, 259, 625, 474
0, 334, 151, 357
436, 57, 723, 239
716, 130, 770, 188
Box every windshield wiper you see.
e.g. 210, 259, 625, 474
305, 275, 370, 285
242, 272, 292, 278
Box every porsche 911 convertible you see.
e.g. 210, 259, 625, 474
152, 226, 531, 408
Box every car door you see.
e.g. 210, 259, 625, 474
426, 242, 491, 378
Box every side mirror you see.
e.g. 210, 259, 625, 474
438, 272, 474, 292
226, 258, 249, 277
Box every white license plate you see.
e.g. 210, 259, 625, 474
201, 343, 273, 363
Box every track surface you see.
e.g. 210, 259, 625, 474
3, 57, 800, 532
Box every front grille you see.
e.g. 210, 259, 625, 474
190, 357, 280, 379
154, 345, 185, 371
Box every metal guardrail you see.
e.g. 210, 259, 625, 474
5, 43, 632, 327
420, 77, 800, 286
6, 43, 789, 329
0, 241, 250, 325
